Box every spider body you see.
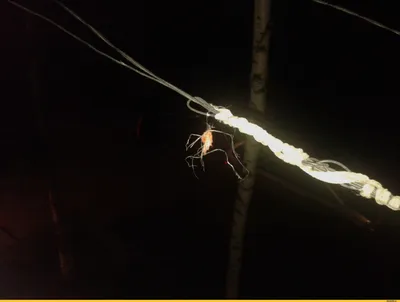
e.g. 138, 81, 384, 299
200, 127, 213, 156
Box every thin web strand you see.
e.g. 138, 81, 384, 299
52, 0, 217, 114
8, 0, 218, 115
312, 0, 400, 37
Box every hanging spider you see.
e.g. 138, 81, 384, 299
185, 123, 248, 180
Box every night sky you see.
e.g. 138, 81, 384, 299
1, 0, 400, 298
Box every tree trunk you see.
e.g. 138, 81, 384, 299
225, 0, 271, 298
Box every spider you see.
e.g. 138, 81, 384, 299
185, 123, 248, 180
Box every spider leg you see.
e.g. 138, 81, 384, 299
185, 134, 202, 150
200, 152, 206, 171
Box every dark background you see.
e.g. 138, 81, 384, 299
1, 0, 400, 298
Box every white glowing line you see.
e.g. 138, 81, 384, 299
214, 107, 400, 211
